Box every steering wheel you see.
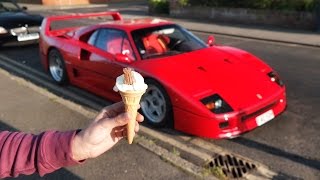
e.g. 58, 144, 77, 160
170, 39, 185, 50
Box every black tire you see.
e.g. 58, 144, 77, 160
48, 49, 68, 85
140, 79, 173, 128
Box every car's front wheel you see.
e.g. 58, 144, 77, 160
48, 49, 68, 85
140, 79, 173, 128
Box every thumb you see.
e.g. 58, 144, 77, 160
106, 112, 131, 128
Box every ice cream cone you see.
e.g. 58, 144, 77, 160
114, 68, 147, 144
120, 90, 145, 144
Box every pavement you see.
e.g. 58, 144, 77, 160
0, 69, 197, 180
1, 1, 319, 179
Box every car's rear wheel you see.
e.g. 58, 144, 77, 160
48, 49, 68, 85
140, 79, 173, 128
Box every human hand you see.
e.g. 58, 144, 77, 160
71, 102, 144, 161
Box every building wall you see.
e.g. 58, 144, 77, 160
16, 0, 140, 5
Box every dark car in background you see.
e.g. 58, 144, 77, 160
0, 0, 43, 46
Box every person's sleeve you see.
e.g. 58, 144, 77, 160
0, 130, 83, 178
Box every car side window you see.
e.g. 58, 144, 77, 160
91, 28, 136, 60
88, 30, 99, 46
95, 29, 109, 50
0, 2, 20, 12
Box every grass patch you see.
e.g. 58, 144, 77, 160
172, 147, 180, 156
134, 135, 156, 145
202, 165, 227, 180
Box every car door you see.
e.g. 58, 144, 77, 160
77, 28, 136, 100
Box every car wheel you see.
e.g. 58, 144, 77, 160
140, 79, 173, 128
48, 49, 68, 85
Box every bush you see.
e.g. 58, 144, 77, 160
148, 0, 169, 14
183, 0, 318, 12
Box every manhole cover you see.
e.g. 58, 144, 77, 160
206, 154, 256, 179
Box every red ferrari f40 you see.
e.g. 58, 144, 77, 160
39, 12, 286, 139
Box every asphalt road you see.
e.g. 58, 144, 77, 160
201, 34, 320, 179
0, 5, 319, 180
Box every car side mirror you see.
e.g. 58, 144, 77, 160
22, 6, 28, 11
115, 53, 133, 63
207, 35, 215, 47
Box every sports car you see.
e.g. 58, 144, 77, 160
0, 0, 43, 46
39, 12, 287, 139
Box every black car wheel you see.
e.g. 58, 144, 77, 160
140, 79, 173, 128
48, 49, 68, 85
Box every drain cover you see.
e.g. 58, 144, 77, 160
207, 154, 256, 178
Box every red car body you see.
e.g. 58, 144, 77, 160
39, 12, 287, 139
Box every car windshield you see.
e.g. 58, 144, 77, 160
131, 24, 207, 59
0, 1, 21, 12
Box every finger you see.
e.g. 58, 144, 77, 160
107, 112, 130, 128
134, 121, 139, 133
102, 103, 141, 119
103, 102, 125, 118
114, 128, 126, 138
136, 113, 144, 123
109, 102, 125, 113
95, 103, 121, 121
113, 125, 126, 132
95, 108, 108, 121
97, 113, 129, 130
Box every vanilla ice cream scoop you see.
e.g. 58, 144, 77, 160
113, 70, 148, 92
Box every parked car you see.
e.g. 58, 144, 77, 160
0, 0, 43, 46
39, 12, 287, 139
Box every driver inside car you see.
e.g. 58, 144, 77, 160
142, 33, 170, 55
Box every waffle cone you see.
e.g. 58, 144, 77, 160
120, 90, 145, 144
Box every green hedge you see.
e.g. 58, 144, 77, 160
148, 0, 319, 14
184, 0, 319, 12
148, 0, 169, 14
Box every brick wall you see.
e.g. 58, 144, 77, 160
16, 0, 42, 4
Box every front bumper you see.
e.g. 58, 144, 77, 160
173, 89, 287, 139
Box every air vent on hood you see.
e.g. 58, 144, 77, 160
223, 58, 233, 64
197, 66, 207, 72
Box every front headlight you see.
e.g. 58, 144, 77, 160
201, 94, 233, 114
0, 27, 8, 34
268, 71, 284, 87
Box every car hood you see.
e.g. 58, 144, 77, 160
0, 11, 43, 29
140, 47, 281, 110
